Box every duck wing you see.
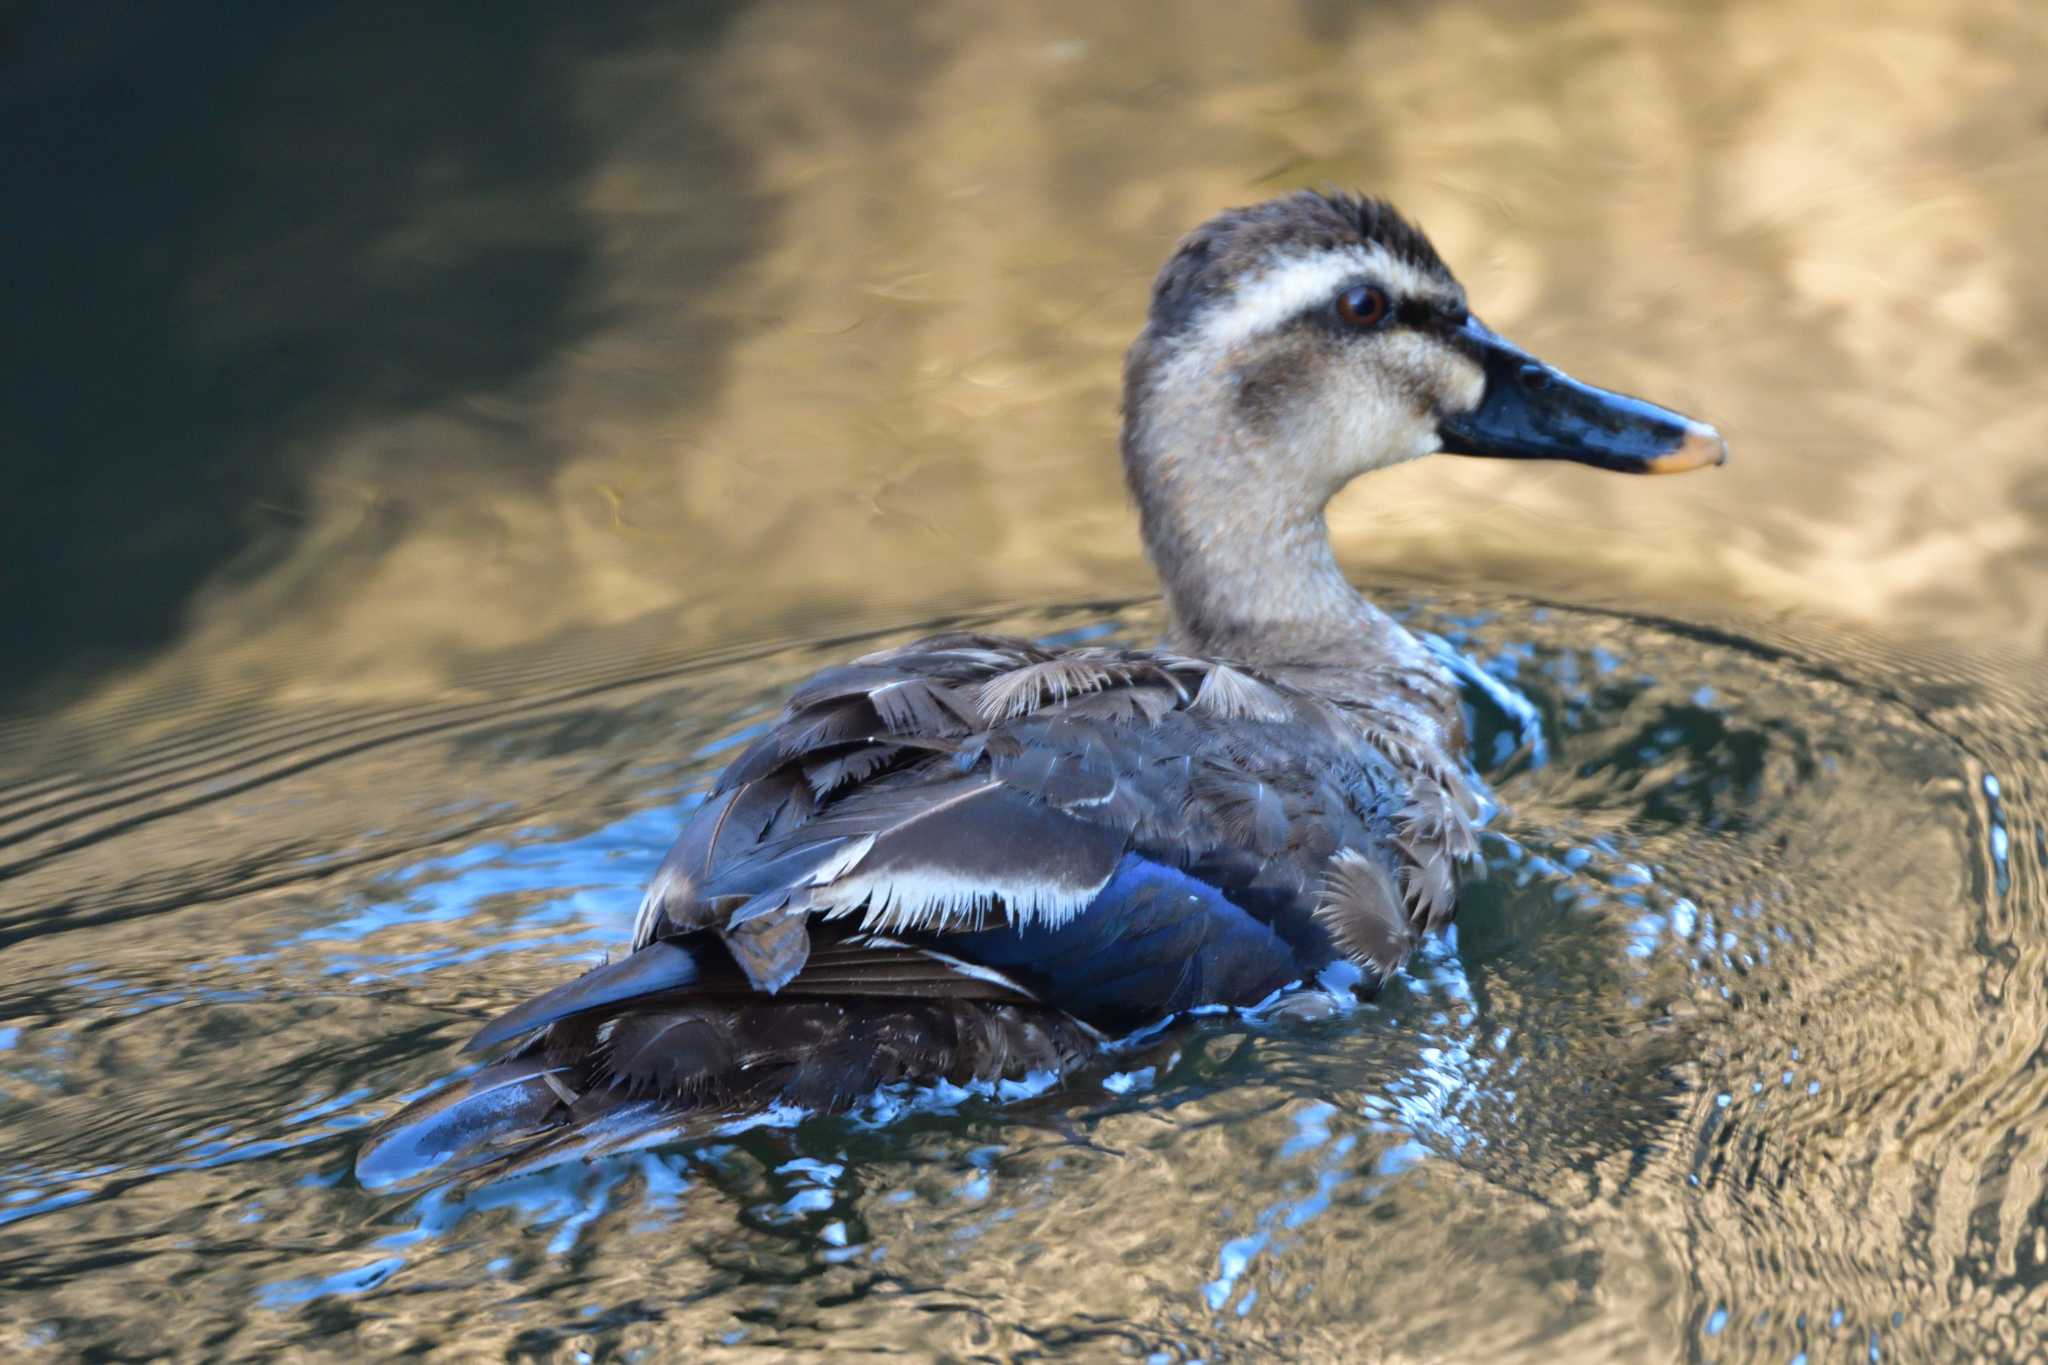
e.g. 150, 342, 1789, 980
635, 633, 1461, 960
584, 631, 1479, 1023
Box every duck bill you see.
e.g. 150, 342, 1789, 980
1438, 318, 1726, 475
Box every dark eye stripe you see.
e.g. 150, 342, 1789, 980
1400, 298, 1470, 329
1306, 287, 1466, 336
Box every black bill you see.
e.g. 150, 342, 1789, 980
1438, 317, 1727, 475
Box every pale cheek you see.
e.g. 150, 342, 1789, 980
1447, 364, 1485, 415
1390, 342, 1477, 417
1392, 413, 1443, 464
1319, 374, 1422, 473
1387, 351, 1481, 459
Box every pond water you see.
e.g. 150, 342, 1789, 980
5, 0, 2046, 1360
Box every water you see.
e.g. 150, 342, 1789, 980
6, 1, 2047, 1360
2, 594, 2042, 1358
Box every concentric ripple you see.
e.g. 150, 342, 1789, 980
0, 591, 2040, 1361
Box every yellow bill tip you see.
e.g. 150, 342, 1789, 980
1645, 422, 1729, 475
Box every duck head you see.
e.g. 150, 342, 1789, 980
1120, 190, 1724, 662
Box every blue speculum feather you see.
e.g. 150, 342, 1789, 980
942, 854, 1302, 1031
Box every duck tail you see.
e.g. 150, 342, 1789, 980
355, 937, 1096, 1190
355, 939, 708, 1190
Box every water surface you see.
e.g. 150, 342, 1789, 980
4, 0, 2046, 1359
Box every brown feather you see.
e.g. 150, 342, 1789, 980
720, 912, 811, 992
976, 656, 1129, 721
1190, 662, 1295, 723
1315, 848, 1413, 977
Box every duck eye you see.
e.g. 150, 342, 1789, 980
1335, 285, 1390, 329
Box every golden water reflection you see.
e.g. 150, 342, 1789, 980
5, 3, 2048, 1360
59, 0, 2048, 728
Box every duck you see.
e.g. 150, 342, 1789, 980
357, 190, 1723, 1187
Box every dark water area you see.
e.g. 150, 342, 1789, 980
4, 1, 755, 711
5, 1, 2047, 1360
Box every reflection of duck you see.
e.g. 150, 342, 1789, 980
358, 191, 1723, 1185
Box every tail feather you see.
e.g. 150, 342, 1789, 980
464, 940, 702, 1053
355, 1055, 577, 1190
598, 1010, 736, 1095
357, 971, 1098, 1189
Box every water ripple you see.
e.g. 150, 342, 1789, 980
1, 593, 2042, 1359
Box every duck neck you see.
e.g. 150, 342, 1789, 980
1127, 439, 1430, 684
